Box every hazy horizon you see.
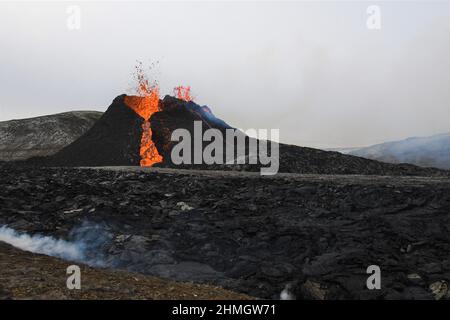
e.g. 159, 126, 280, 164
1, 1, 449, 149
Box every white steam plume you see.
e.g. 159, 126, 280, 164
0, 222, 112, 267
280, 283, 296, 300
0, 225, 83, 261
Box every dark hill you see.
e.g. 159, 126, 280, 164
25, 94, 449, 176
0, 111, 102, 161
33, 95, 143, 166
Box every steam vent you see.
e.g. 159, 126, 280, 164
37, 94, 232, 167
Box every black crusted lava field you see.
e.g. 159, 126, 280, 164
1, 164, 450, 300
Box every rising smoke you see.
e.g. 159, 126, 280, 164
0, 221, 113, 267
280, 283, 296, 300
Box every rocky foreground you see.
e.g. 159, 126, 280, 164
1, 165, 450, 299
0, 242, 250, 300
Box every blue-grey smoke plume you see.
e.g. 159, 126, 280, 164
0, 222, 112, 267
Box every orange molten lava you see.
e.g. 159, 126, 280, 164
174, 86, 192, 102
124, 64, 163, 167
124, 88, 160, 121
139, 120, 162, 166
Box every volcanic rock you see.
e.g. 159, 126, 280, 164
26, 94, 234, 168
0, 111, 102, 161
150, 95, 233, 167
21, 94, 447, 176
1, 165, 450, 299
0, 241, 251, 300
28, 95, 143, 166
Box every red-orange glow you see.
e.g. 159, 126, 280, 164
173, 86, 192, 102
139, 121, 162, 167
124, 63, 163, 167
124, 88, 160, 121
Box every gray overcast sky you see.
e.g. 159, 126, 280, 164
1, 1, 449, 148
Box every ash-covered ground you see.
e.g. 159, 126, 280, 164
1, 164, 450, 300
0, 241, 250, 300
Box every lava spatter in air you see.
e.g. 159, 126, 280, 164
124, 63, 162, 167
173, 86, 192, 102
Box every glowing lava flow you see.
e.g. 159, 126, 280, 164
124, 67, 163, 167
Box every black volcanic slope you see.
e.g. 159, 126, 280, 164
29, 95, 143, 166
27, 94, 449, 176
150, 95, 233, 166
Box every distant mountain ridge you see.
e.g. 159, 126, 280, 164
0, 111, 103, 161
342, 133, 450, 170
